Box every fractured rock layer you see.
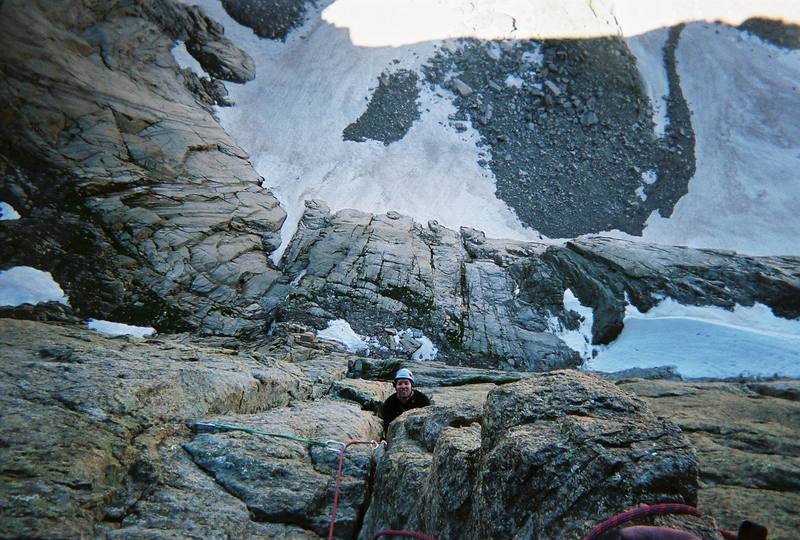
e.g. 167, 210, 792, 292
279, 201, 800, 368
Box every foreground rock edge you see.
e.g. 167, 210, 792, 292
12, 318, 790, 539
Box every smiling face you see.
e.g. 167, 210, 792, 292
394, 378, 413, 402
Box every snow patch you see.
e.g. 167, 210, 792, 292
399, 329, 438, 360
626, 28, 670, 137
87, 319, 156, 338
548, 289, 594, 360
638, 23, 800, 256
317, 319, 369, 353
586, 299, 800, 379
290, 270, 307, 287
411, 336, 438, 360
504, 74, 524, 88
390, 329, 439, 360
641, 170, 657, 185
0, 202, 20, 220
0, 266, 69, 307
171, 41, 207, 77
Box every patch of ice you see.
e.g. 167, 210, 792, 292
0, 266, 69, 307
317, 319, 369, 353
626, 28, 670, 137
411, 335, 438, 361
290, 270, 307, 287
635, 185, 647, 202
87, 319, 156, 338
0, 202, 20, 220
586, 299, 800, 379
393, 328, 439, 360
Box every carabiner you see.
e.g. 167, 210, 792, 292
324, 440, 346, 453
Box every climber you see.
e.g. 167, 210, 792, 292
381, 368, 430, 430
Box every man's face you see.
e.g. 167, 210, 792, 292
395, 378, 413, 400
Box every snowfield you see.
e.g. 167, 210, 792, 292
162, 1, 800, 377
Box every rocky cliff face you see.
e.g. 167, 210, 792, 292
278, 200, 799, 367
0, 318, 713, 539
1, 0, 799, 538
0, 0, 286, 336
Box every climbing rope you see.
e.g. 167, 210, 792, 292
583, 503, 703, 540
189, 421, 339, 450
327, 440, 379, 540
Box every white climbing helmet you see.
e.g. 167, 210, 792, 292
394, 368, 415, 384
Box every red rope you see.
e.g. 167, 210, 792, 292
327, 440, 438, 540
328, 440, 379, 540
583, 503, 703, 540
370, 530, 438, 540
327, 446, 347, 540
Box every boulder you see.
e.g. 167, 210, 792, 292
360, 370, 699, 540
107, 443, 319, 539
184, 400, 383, 539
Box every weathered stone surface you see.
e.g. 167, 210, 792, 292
360, 370, 700, 540
349, 357, 527, 387
330, 378, 394, 409
279, 202, 799, 369
16, 316, 800, 538
619, 379, 800, 538
279, 201, 580, 370
107, 444, 319, 539
185, 402, 382, 539
0, 0, 286, 336
0, 319, 313, 538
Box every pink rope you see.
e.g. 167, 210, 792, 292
583, 503, 703, 540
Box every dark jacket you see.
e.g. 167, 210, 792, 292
382, 390, 430, 429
